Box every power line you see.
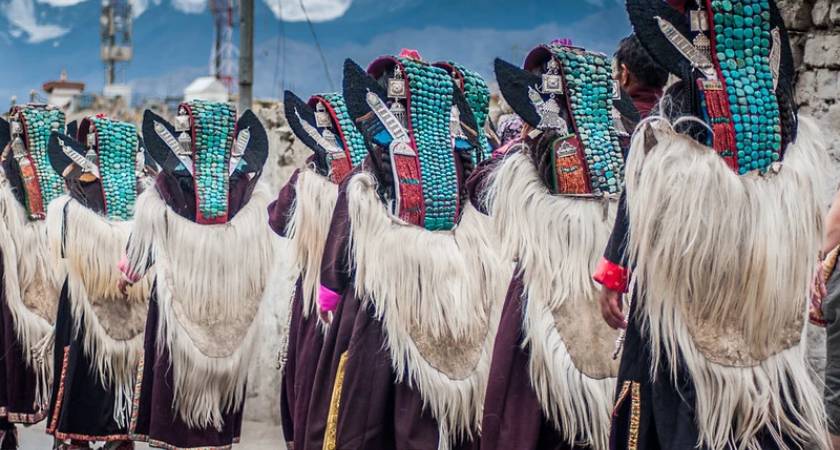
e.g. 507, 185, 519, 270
298, 0, 334, 91
272, 0, 285, 98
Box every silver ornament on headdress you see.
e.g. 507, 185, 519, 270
315, 102, 332, 129
529, 86, 568, 133
541, 57, 564, 95
387, 65, 407, 100
58, 136, 100, 178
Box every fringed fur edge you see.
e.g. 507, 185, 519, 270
284, 168, 338, 322
46, 196, 150, 426
0, 179, 59, 410
132, 184, 285, 430
346, 172, 510, 449
484, 151, 616, 450
626, 116, 830, 450
522, 299, 615, 450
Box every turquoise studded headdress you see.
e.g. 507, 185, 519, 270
283, 90, 367, 184
342, 52, 473, 231
4, 104, 66, 220
311, 93, 368, 167
495, 43, 626, 197
47, 116, 140, 221
627, 0, 796, 175
141, 102, 269, 224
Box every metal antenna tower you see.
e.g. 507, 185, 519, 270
100, 0, 133, 85
210, 0, 239, 94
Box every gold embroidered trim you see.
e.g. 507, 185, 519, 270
628, 382, 641, 450
612, 381, 631, 417
0, 408, 47, 425
824, 246, 840, 281
53, 431, 130, 442
46, 346, 70, 433
323, 351, 349, 450
128, 355, 145, 435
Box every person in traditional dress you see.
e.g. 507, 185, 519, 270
595, 0, 831, 448
119, 101, 276, 449
43, 116, 148, 450
0, 105, 66, 449
478, 43, 638, 450
301, 51, 508, 450
268, 90, 367, 449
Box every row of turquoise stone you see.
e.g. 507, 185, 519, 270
710, 0, 782, 174
21, 106, 65, 209
550, 46, 624, 195
91, 117, 138, 221
450, 62, 492, 160
320, 93, 368, 166
190, 100, 237, 220
400, 58, 460, 231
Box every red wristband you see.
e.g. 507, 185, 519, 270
593, 257, 629, 293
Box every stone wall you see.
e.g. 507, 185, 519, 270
783, 0, 840, 182
778, 0, 840, 382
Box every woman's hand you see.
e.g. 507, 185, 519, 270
599, 287, 627, 330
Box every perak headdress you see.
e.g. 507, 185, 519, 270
342, 51, 480, 231
495, 42, 630, 196
284, 90, 367, 183
141, 101, 268, 224
2, 104, 66, 220
47, 115, 141, 221
627, 0, 796, 174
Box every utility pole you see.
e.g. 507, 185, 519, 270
238, 0, 253, 111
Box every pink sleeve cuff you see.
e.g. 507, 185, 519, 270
318, 285, 341, 312
118, 254, 142, 284
593, 257, 629, 293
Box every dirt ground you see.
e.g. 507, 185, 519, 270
17, 420, 284, 449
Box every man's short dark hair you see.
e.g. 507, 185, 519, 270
614, 34, 669, 89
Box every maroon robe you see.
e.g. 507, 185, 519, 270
482, 274, 589, 450
267, 169, 329, 449
0, 256, 44, 426
0, 157, 47, 430
302, 166, 481, 450
129, 174, 255, 449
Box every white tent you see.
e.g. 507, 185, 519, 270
183, 77, 228, 102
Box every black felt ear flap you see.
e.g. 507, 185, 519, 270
47, 132, 84, 178
284, 90, 331, 174
141, 109, 188, 176
613, 88, 641, 127
137, 136, 160, 173
626, 0, 693, 77
768, 0, 794, 93
342, 58, 388, 124
66, 120, 78, 140
451, 84, 478, 136
284, 91, 322, 155
494, 58, 542, 129
235, 109, 268, 174
0, 118, 10, 154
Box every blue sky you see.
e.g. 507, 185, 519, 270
0, 0, 631, 104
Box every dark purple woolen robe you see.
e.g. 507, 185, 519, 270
301, 169, 464, 450
0, 256, 44, 426
267, 169, 328, 449
481, 274, 587, 450
0, 156, 47, 427
129, 173, 256, 449
47, 181, 135, 443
